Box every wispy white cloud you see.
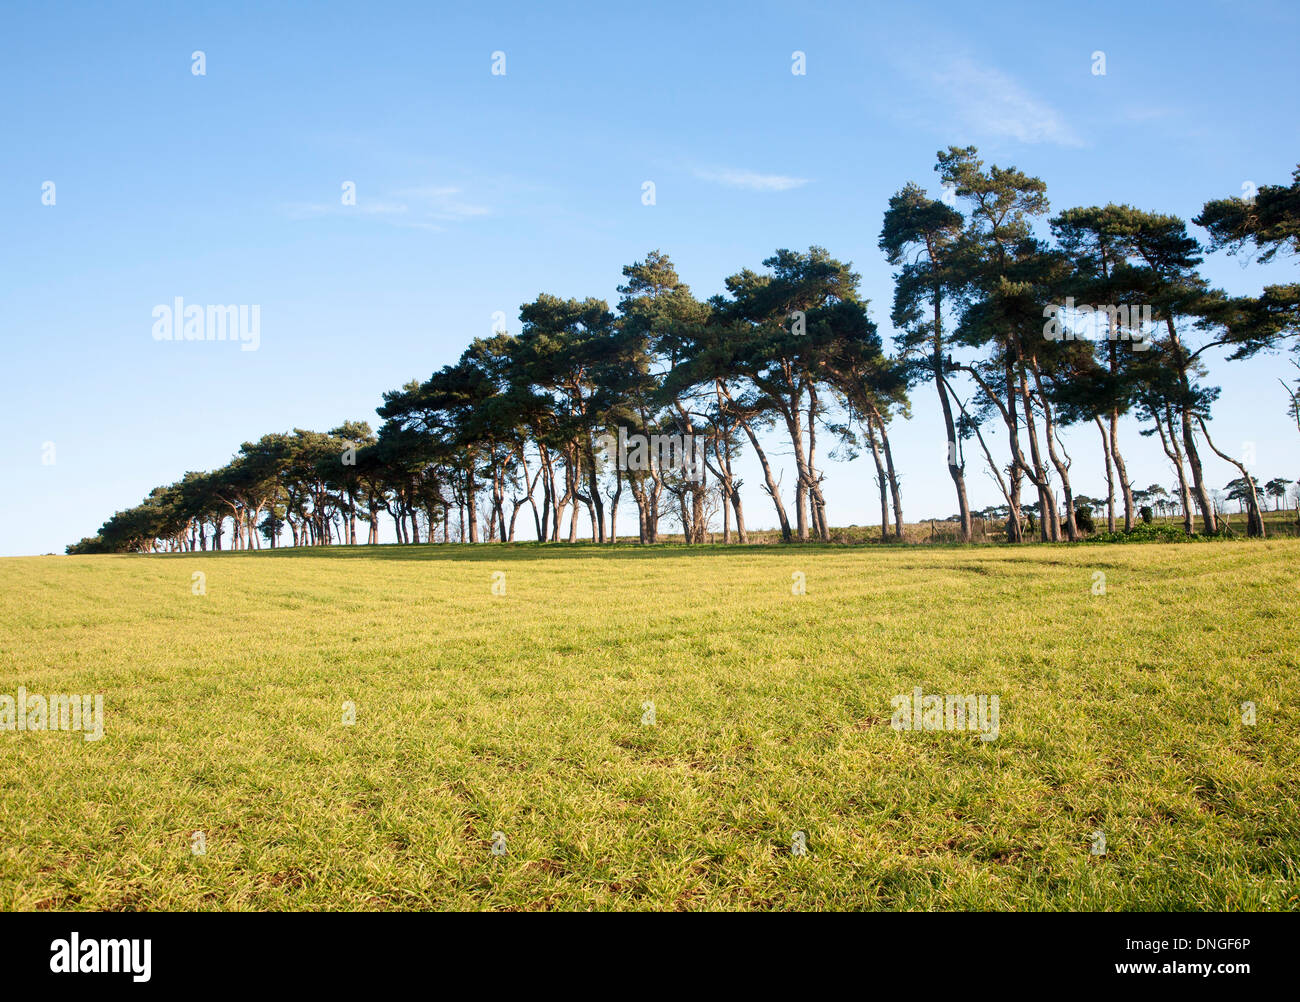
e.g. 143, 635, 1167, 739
356, 200, 409, 216
928, 57, 1083, 148
1120, 104, 1175, 124
282, 184, 490, 229
393, 186, 491, 220
692, 166, 810, 192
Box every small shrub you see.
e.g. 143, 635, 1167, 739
1140, 505, 1154, 524
1083, 523, 1205, 544
1075, 504, 1096, 534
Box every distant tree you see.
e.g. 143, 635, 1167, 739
1224, 475, 1260, 513
1142, 483, 1170, 521
323, 421, 376, 545
880, 182, 973, 540
1085, 207, 1233, 534
711, 247, 866, 541
813, 291, 909, 540
939, 145, 1056, 541
618, 251, 713, 543
1052, 205, 1150, 531
1202, 427, 1264, 536
1265, 476, 1293, 511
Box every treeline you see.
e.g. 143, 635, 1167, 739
68, 148, 1299, 554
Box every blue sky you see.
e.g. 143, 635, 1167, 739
2, 0, 1297, 554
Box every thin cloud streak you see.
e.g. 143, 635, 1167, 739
281, 185, 490, 226
929, 57, 1084, 148
693, 166, 811, 191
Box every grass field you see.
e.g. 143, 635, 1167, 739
1, 540, 1298, 911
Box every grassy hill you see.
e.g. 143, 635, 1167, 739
2, 539, 1297, 910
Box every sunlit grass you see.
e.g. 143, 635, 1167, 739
1, 540, 1297, 910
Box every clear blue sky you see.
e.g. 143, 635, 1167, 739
2, 0, 1297, 554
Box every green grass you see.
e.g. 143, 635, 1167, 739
1, 540, 1297, 911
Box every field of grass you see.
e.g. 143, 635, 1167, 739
1, 539, 1298, 911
